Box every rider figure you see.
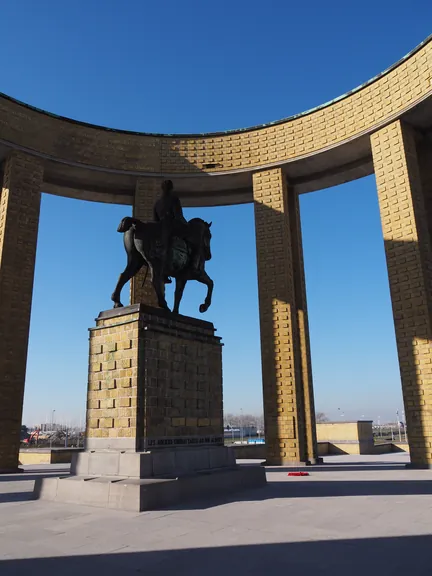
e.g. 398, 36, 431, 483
153, 180, 202, 283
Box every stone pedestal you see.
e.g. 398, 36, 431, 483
85, 304, 224, 451
35, 305, 266, 511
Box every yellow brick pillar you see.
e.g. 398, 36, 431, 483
130, 177, 160, 306
0, 152, 43, 472
253, 168, 318, 465
371, 120, 432, 468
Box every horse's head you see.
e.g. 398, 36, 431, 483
203, 221, 212, 261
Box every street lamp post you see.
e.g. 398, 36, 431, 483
397, 410, 402, 443
78, 415, 83, 447
402, 410, 408, 443
50, 409, 56, 448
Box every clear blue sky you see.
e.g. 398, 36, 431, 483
2, 0, 430, 426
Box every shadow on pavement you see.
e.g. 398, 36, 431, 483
261, 479, 432, 498
158, 475, 432, 511
0, 471, 69, 483
265, 463, 407, 473
0, 535, 431, 575
0, 492, 35, 504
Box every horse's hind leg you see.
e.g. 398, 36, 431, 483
111, 251, 144, 308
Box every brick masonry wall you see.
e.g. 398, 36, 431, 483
418, 138, 432, 244
86, 306, 223, 450
0, 41, 429, 174
0, 152, 43, 471
87, 312, 141, 448
130, 177, 160, 306
371, 120, 432, 467
253, 168, 316, 464
140, 308, 223, 448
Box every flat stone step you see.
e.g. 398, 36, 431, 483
34, 465, 266, 512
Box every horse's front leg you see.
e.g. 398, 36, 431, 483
196, 270, 214, 313
173, 277, 187, 315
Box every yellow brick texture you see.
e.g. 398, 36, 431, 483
0, 41, 429, 175
86, 307, 224, 449
130, 177, 160, 306
0, 152, 43, 471
253, 168, 317, 465
86, 316, 140, 444
142, 318, 223, 445
371, 120, 432, 467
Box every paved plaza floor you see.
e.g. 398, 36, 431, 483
0, 453, 431, 575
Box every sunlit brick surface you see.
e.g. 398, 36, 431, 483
0, 42, 429, 174
253, 168, 317, 464
86, 307, 223, 448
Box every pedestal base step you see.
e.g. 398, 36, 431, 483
34, 465, 266, 512
71, 446, 235, 478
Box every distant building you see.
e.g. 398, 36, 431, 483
38, 422, 66, 432
224, 426, 257, 439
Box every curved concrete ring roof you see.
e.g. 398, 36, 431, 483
0, 35, 431, 207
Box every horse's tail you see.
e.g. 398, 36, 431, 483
117, 216, 135, 233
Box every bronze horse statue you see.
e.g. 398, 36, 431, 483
111, 216, 213, 314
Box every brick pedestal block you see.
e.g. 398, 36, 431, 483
0, 152, 43, 472
85, 304, 223, 451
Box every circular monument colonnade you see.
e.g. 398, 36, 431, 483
0, 36, 431, 471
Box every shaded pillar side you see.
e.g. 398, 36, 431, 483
0, 152, 43, 472
130, 177, 160, 306
288, 183, 319, 463
371, 120, 432, 468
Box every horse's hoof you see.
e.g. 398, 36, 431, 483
113, 302, 123, 309
199, 304, 207, 313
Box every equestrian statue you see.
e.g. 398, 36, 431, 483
111, 180, 213, 315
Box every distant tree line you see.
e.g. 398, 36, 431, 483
224, 411, 329, 432
224, 413, 264, 431
315, 412, 330, 423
